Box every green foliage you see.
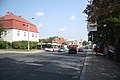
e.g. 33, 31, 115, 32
30, 41, 38, 49
12, 41, 38, 49
84, 0, 120, 46
0, 41, 11, 49
62, 42, 69, 45
46, 37, 54, 43
82, 41, 88, 46
39, 39, 47, 43
39, 37, 54, 43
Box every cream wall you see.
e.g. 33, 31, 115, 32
2, 29, 39, 43
2, 29, 13, 42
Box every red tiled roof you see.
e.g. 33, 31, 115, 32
0, 13, 38, 33
52, 37, 66, 44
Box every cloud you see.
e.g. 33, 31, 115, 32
59, 26, 67, 32
70, 15, 76, 21
35, 12, 45, 17
38, 23, 44, 28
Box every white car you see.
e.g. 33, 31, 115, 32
58, 47, 65, 52
44, 48, 59, 52
44, 48, 54, 52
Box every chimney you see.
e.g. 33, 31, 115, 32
19, 15, 21, 17
6, 12, 13, 15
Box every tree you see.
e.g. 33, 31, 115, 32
39, 37, 54, 43
82, 41, 88, 46
39, 39, 47, 43
46, 37, 54, 43
84, 0, 120, 61
84, 0, 120, 45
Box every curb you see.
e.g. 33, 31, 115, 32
79, 51, 88, 80
0, 50, 44, 54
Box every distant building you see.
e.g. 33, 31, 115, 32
52, 36, 66, 44
66, 39, 83, 47
0, 12, 39, 42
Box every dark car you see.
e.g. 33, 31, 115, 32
68, 45, 78, 54
78, 47, 83, 52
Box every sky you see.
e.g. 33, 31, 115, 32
0, 0, 88, 41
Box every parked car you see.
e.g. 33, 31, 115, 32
68, 45, 78, 54
45, 48, 59, 52
78, 47, 83, 52
44, 48, 54, 52
58, 47, 65, 52
53, 48, 59, 52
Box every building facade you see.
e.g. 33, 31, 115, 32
52, 36, 66, 44
0, 12, 39, 43
66, 39, 83, 47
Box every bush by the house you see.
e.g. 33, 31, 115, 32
0, 41, 11, 49
12, 41, 38, 49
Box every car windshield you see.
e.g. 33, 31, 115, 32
60, 47, 64, 49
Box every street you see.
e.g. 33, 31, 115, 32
0, 51, 87, 80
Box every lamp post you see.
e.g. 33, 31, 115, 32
27, 17, 34, 51
27, 25, 30, 51
41, 41, 42, 49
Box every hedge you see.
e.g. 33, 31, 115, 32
12, 41, 38, 49
0, 41, 11, 49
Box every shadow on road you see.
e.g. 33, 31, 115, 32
0, 52, 86, 80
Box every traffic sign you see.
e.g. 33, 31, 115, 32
87, 26, 97, 31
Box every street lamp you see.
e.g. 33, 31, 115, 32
27, 18, 34, 51
27, 25, 30, 51
41, 41, 42, 49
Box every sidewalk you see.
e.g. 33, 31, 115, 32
0, 50, 44, 54
80, 51, 120, 80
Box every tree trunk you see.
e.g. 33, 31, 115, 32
115, 34, 120, 62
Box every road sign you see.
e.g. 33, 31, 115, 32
87, 26, 97, 31
87, 22, 97, 32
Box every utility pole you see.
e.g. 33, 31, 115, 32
27, 18, 34, 51
87, 21, 97, 62
27, 25, 30, 51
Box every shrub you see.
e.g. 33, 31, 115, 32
0, 41, 11, 49
12, 41, 38, 49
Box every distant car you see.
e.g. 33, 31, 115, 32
78, 47, 83, 52
45, 48, 59, 52
58, 47, 65, 52
44, 48, 54, 52
68, 45, 78, 54
53, 48, 59, 52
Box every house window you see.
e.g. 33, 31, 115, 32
17, 31, 20, 36
35, 34, 37, 38
23, 24, 25, 26
24, 32, 25, 36
28, 33, 30, 37
4, 31, 7, 36
32, 33, 34, 37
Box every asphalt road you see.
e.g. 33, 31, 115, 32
0, 51, 87, 80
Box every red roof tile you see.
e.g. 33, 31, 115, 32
0, 13, 38, 33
